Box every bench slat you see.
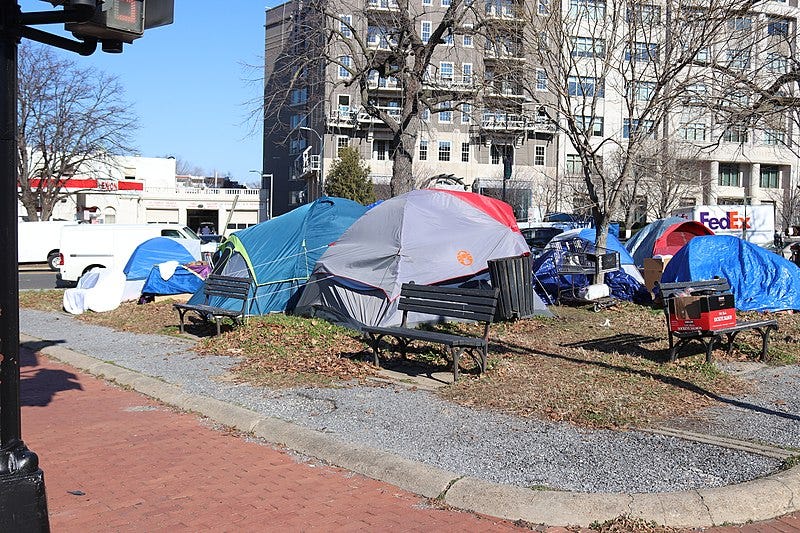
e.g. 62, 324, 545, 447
173, 274, 251, 336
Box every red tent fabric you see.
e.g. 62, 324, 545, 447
652, 221, 714, 257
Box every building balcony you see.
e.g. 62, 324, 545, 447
423, 76, 475, 92
480, 114, 556, 133
144, 187, 260, 197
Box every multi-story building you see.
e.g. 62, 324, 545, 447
261, 0, 800, 229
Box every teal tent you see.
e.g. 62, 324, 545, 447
188, 197, 368, 315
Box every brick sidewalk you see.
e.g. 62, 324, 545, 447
18, 349, 800, 532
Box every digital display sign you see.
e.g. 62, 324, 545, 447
106, 0, 144, 34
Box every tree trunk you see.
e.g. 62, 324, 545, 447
390, 126, 417, 197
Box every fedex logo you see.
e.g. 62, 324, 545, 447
699, 211, 751, 231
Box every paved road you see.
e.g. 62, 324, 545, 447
19, 264, 60, 290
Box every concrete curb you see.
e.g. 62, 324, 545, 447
24, 334, 800, 528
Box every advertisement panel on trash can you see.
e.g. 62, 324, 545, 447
671, 205, 774, 245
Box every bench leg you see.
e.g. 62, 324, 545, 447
450, 347, 460, 381
757, 326, 777, 361
215, 317, 222, 336
176, 308, 187, 334
704, 337, 716, 364
365, 333, 385, 367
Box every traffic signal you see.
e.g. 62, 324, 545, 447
64, 0, 173, 50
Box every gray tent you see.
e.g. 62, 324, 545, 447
293, 189, 550, 329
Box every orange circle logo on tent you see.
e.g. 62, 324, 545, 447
457, 250, 474, 266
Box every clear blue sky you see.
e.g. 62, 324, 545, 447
19, 0, 274, 186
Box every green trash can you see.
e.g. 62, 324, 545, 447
488, 254, 534, 320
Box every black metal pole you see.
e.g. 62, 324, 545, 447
0, 1, 50, 529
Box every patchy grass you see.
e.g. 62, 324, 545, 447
19, 290, 800, 429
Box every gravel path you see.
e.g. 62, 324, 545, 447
20, 309, 799, 494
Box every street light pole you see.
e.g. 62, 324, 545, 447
299, 126, 324, 199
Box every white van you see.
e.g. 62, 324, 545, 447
58, 223, 204, 283
18, 220, 78, 270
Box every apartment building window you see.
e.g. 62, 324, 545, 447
538, 0, 549, 15
534, 145, 545, 166
723, 126, 748, 143
728, 16, 751, 31
463, 24, 473, 46
290, 114, 307, 128
685, 83, 708, 104
679, 121, 707, 141
630, 81, 655, 101
337, 136, 350, 155
726, 48, 751, 70
461, 103, 471, 124
760, 167, 780, 188
338, 55, 352, 79
442, 0, 451, 6
763, 129, 786, 145
623, 118, 655, 139
462, 63, 473, 84
718, 164, 740, 186
626, 4, 660, 24
574, 115, 603, 136
626, 42, 658, 62
569, 0, 606, 19
491, 145, 501, 164
374, 140, 389, 160
461, 142, 470, 162
439, 141, 451, 161
766, 53, 789, 73
423, 0, 431, 5
571, 36, 605, 58
289, 138, 308, 155
439, 62, 454, 82
536, 69, 548, 91
337, 94, 350, 117
421, 21, 431, 44
439, 101, 452, 123
568, 76, 604, 97
339, 15, 352, 37
290, 87, 308, 105
566, 154, 583, 174
420, 108, 430, 121
768, 17, 790, 36
419, 140, 428, 160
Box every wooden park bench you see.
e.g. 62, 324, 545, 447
362, 283, 499, 381
657, 278, 778, 364
173, 274, 250, 336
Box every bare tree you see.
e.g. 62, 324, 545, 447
517, 0, 760, 253
17, 42, 137, 221
263, 0, 489, 197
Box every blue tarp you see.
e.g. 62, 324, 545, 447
123, 237, 197, 281
189, 196, 368, 315
142, 265, 205, 295
661, 235, 800, 312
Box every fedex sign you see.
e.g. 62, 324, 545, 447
672, 204, 774, 245
699, 211, 751, 231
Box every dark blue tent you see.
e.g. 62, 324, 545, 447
189, 196, 368, 315
661, 235, 800, 312
123, 237, 197, 281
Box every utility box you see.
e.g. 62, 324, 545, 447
668, 293, 736, 332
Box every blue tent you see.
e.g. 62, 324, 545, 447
142, 264, 206, 296
661, 235, 800, 312
189, 196, 368, 315
123, 237, 197, 281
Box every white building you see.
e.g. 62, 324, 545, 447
20, 155, 262, 233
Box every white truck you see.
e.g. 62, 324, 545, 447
672, 204, 775, 245
18, 220, 78, 271
57, 223, 204, 283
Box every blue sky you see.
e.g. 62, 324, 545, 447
19, 1, 274, 186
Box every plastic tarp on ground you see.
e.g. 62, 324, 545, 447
293, 189, 537, 329
188, 196, 368, 315
660, 235, 800, 312
63, 268, 127, 315
626, 217, 714, 268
